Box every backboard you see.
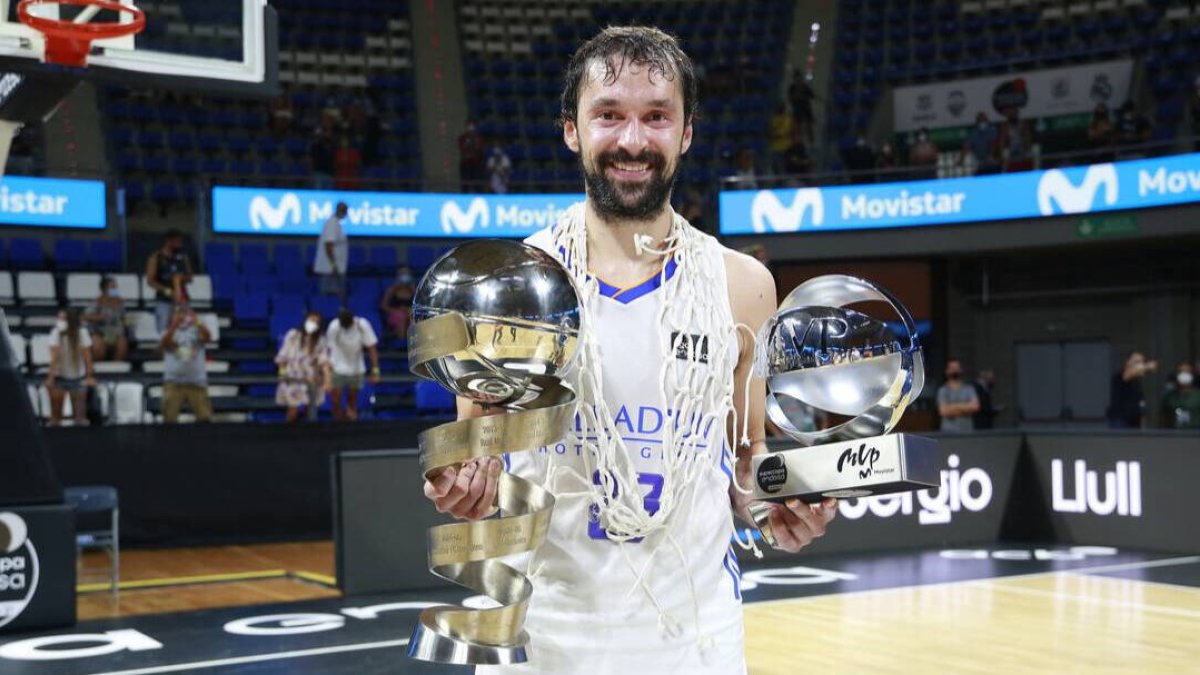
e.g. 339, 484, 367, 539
0, 0, 277, 98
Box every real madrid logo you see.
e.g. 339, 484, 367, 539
0, 512, 39, 629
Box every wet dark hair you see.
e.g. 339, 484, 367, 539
335, 202, 349, 217
560, 26, 698, 126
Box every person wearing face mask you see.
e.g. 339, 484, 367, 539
1161, 363, 1200, 429
326, 307, 380, 421
45, 307, 95, 426
145, 229, 193, 332
961, 112, 999, 175
380, 266, 416, 339
160, 304, 212, 423
908, 126, 938, 179
937, 359, 980, 432
1107, 350, 1157, 429
84, 276, 129, 363
274, 311, 332, 422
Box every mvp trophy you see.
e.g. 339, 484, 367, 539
406, 240, 581, 665
749, 275, 940, 540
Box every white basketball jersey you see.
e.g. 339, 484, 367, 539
478, 224, 746, 675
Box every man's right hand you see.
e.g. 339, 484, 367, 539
423, 457, 502, 520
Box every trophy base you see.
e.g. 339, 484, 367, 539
751, 433, 940, 503
407, 611, 529, 665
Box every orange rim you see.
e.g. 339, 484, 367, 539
17, 0, 146, 67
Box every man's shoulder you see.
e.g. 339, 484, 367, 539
720, 244, 773, 292
523, 225, 558, 253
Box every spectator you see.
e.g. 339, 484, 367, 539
458, 120, 486, 189
908, 127, 938, 178
783, 131, 813, 178
971, 368, 999, 429
487, 145, 513, 194
1190, 76, 1200, 151
1086, 102, 1115, 162
673, 183, 706, 231
729, 148, 759, 189
1114, 101, 1151, 147
269, 90, 294, 134
310, 129, 336, 190
314, 201, 349, 299
327, 307, 381, 421
962, 112, 1000, 175
788, 71, 815, 142
843, 131, 876, 177
1162, 363, 1199, 429
937, 359, 979, 432
144, 229, 192, 332
334, 134, 361, 190
84, 276, 129, 363
45, 307, 94, 426
160, 304, 211, 424
274, 311, 331, 422
768, 102, 794, 175
996, 105, 1035, 172
1106, 350, 1157, 429
380, 266, 416, 339
875, 140, 899, 181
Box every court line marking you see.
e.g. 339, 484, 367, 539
743, 555, 1200, 608
980, 578, 1200, 619
88, 638, 411, 675
291, 570, 338, 587
77, 570, 288, 594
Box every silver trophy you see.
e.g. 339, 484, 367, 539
749, 275, 939, 526
407, 239, 580, 665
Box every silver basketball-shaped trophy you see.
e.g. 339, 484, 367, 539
749, 275, 939, 527
407, 240, 580, 665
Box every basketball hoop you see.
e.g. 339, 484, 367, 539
17, 0, 145, 68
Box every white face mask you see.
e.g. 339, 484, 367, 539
55, 319, 67, 331
304, 319, 319, 334
107, 288, 121, 298
1180, 372, 1195, 387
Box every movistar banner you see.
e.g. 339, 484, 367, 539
211, 186, 585, 237
0, 176, 105, 229
720, 153, 1200, 235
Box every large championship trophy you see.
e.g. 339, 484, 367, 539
406, 240, 580, 665
748, 275, 939, 540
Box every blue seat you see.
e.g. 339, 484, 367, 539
205, 242, 236, 275
415, 381, 455, 413
0, 239, 7, 267
368, 245, 398, 273
211, 273, 240, 307
347, 245, 369, 275
309, 294, 340, 321
269, 311, 296, 343
407, 245, 436, 273
54, 239, 88, 271
274, 243, 303, 274
10, 238, 45, 270
233, 291, 270, 328
240, 243, 270, 273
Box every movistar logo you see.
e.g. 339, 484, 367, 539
248, 193, 301, 231
1037, 164, 1118, 215
750, 188, 824, 232
440, 197, 489, 234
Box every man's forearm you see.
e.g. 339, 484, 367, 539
730, 439, 768, 525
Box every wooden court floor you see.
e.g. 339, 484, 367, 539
74, 542, 1200, 673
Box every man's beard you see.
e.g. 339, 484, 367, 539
581, 148, 678, 222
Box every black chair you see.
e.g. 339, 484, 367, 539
63, 486, 120, 594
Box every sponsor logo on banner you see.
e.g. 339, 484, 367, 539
0, 512, 38, 630
1051, 459, 1142, 517
837, 454, 993, 525
1037, 164, 1119, 215
0, 176, 105, 229
212, 187, 583, 238
750, 188, 824, 232
248, 193, 301, 231
440, 197, 489, 234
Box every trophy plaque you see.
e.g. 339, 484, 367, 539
749, 275, 940, 513
406, 240, 580, 665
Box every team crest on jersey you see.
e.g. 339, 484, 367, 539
670, 331, 710, 364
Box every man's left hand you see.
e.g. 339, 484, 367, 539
765, 498, 837, 553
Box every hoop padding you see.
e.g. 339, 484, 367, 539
18, 0, 146, 67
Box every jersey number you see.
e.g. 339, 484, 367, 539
587, 471, 663, 543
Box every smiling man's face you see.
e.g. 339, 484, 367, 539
564, 58, 692, 222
